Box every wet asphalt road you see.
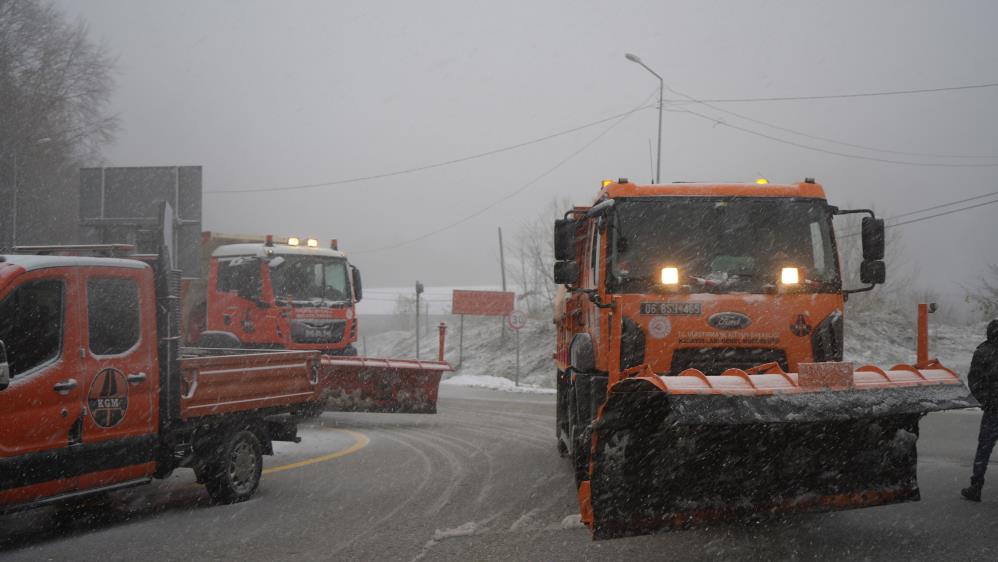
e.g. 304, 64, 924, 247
1, 385, 997, 561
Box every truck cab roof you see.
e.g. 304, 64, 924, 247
600, 180, 827, 200
0, 254, 150, 272
211, 243, 347, 259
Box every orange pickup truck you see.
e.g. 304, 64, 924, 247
0, 246, 323, 512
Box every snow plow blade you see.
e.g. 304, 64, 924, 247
580, 361, 977, 540
317, 356, 451, 414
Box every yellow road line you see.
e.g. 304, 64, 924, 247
263, 429, 370, 475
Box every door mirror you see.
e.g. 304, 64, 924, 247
860, 260, 886, 285
351, 265, 363, 302
0, 340, 10, 390
554, 261, 579, 285
861, 217, 885, 261
554, 219, 577, 261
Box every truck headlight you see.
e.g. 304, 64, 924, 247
661, 267, 679, 285
781, 267, 800, 285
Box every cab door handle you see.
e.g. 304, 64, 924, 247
127, 373, 147, 384
53, 379, 77, 393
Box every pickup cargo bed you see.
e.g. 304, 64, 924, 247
178, 350, 320, 419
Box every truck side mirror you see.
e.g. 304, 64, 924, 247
861, 217, 885, 261
351, 266, 363, 302
554, 219, 577, 261
554, 261, 579, 285
0, 340, 10, 390
860, 260, 886, 285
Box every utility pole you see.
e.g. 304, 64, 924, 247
498, 227, 508, 342
415, 281, 424, 358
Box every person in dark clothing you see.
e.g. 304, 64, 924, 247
962, 319, 998, 502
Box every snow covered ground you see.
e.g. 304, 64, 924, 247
361, 308, 989, 393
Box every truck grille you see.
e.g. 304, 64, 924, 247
668, 348, 788, 377
291, 319, 346, 344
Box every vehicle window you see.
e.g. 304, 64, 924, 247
270, 256, 350, 304
88, 278, 140, 355
217, 258, 262, 299
609, 198, 840, 294
0, 279, 64, 377
810, 220, 827, 276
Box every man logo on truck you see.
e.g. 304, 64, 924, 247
88, 368, 129, 428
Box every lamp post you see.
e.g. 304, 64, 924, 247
10, 137, 52, 249
625, 53, 663, 184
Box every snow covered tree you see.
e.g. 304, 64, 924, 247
509, 197, 569, 316
968, 264, 998, 320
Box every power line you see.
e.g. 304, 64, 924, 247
351, 92, 657, 255
660, 80, 998, 164
675, 81, 998, 104
839, 192, 998, 238
677, 106, 998, 168
663, 101, 997, 161
889, 190, 998, 220
206, 104, 654, 195
887, 197, 998, 228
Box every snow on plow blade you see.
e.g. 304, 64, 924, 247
580, 361, 977, 540
318, 357, 451, 414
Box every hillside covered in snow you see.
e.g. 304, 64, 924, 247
361, 309, 989, 392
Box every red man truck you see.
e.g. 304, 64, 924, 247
0, 245, 323, 512
184, 233, 362, 356
183, 232, 449, 414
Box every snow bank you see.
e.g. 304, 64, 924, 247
442, 374, 555, 394
360, 314, 558, 390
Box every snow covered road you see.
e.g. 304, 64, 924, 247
1, 386, 996, 561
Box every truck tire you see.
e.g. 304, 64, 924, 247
203, 430, 263, 504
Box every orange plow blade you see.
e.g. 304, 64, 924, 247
316, 356, 451, 414
581, 361, 977, 539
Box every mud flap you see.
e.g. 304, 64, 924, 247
584, 378, 975, 540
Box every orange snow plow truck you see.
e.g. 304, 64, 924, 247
182, 232, 449, 414
553, 179, 976, 539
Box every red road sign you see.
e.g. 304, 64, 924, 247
452, 290, 515, 316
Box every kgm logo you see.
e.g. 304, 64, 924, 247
88, 368, 129, 428
708, 312, 752, 330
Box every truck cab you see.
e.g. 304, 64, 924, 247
195, 236, 363, 355
0, 254, 160, 506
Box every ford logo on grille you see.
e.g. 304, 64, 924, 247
708, 312, 752, 330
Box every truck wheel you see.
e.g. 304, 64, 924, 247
204, 430, 263, 504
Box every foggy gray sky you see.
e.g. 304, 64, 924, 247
58, 0, 997, 306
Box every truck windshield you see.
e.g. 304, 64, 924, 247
607, 197, 840, 294
270, 256, 351, 305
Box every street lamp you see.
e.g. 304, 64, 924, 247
625, 53, 663, 184
10, 137, 52, 249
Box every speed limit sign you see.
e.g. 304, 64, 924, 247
508, 309, 527, 331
